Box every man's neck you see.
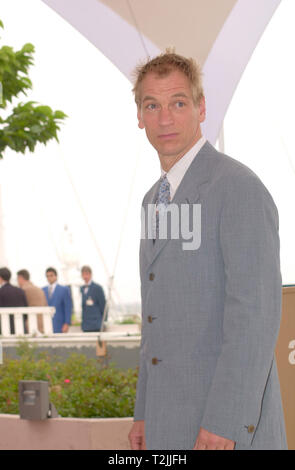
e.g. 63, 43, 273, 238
159, 133, 203, 173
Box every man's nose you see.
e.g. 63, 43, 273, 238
158, 106, 174, 126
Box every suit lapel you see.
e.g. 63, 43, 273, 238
87, 282, 93, 298
144, 141, 213, 268
141, 178, 161, 267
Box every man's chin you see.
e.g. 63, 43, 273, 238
154, 143, 183, 157
158, 148, 186, 159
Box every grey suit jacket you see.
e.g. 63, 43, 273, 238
134, 141, 287, 450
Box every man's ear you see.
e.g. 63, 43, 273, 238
198, 96, 206, 123
137, 106, 145, 129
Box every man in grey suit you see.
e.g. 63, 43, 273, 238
128, 51, 287, 450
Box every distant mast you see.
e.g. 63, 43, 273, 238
60, 225, 82, 320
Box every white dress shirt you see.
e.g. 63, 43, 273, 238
48, 281, 57, 297
83, 281, 92, 296
160, 136, 206, 200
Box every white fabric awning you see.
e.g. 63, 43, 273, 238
41, 0, 281, 142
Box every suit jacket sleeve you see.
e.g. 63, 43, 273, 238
133, 295, 147, 421
133, 195, 149, 421
200, 168, 282, 447
63, 286, 72, 325
22, 290, 28, 307
95, 285, 106, 314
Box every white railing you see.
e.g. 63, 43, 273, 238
0, 307, 55, 336
0, 307, 141, 350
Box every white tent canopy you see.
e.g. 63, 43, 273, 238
42, 0, 281, 143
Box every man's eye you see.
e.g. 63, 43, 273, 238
175, 101, 185, 108
146, 103, 157, 110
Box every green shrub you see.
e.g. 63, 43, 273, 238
0, 342, 138, 418
115, 315, 141, 325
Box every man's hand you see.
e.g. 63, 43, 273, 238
128, 420, 146, 450
61, 323, 69, 333
193, 427, 235, 450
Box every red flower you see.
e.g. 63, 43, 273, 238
64, 379, 71, 384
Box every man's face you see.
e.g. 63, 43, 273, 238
46, 271, 57, 285
17, 275, 25, 288
137, 69, 206, 162
81, 270, 92, 284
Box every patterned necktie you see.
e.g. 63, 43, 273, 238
154, 174, 171, 240
158, 174, 171, 206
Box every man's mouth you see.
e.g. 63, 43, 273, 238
158, 133, 178, 140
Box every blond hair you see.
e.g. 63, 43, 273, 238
132, 48, 204, 106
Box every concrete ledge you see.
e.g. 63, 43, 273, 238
1, 332, 141, 347
0, 414, 133, 450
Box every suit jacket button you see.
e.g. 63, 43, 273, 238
151, 357, 158, 365
149, 273, 155, 281
148, 315, 153, 323
247, 425, 255, 434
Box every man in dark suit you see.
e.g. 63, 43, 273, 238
80, 265, 106, 332
0, 267, 28, 334
42, 267, 72, 333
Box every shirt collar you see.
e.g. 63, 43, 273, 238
160, 136, 207, 198
49, 281, 57, 289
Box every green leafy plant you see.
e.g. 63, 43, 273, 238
115, 315, 141, 325
0, 19, 66, 158
0, 342, 138, 418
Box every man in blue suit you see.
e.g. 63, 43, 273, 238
80, 265, 106, 332
43, 267, 72, 333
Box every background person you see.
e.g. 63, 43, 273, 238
17, 269, 47, 333
0, 266, 27, 334
80, 265, 106, 332
43, 267, 72, 333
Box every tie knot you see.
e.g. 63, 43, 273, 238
158, 174, 170, 206
160, 174, 169, 185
